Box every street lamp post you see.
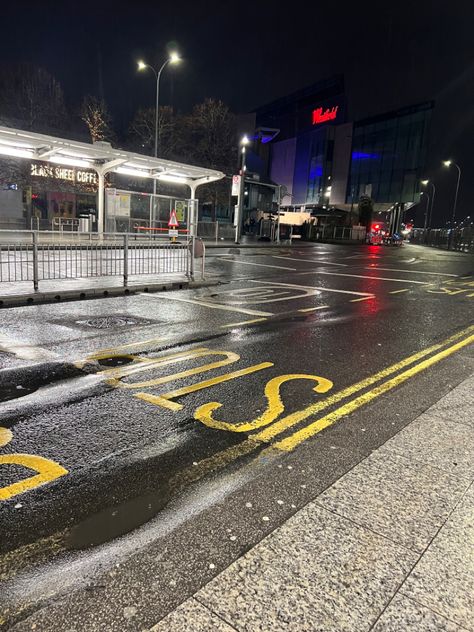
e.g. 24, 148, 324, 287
442, 160, 461, 223
420, 191, 430, 230
421, 179, 436, 228
235, 135, 249, 244
138, 52, 180, 196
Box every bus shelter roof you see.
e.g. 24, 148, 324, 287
0, 125, 225, 189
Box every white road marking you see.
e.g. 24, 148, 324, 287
298, 305, 329, 313
272, 256, 348, 267
216, 258, 296, 271
366, 267, 457, 277
298, 270, 427, 284
140, 293, 273, 316
203, 286, 321, 305
249, 280, 374, 297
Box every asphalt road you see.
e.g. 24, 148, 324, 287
0, 242, 473, 631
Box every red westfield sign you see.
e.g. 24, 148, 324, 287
312, 105, 339, 125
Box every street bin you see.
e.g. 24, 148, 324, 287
78, 217, 90, 233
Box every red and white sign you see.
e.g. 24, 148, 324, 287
312, 105, 339, 125
168, 209, 179, 227
231, 175, 241, 196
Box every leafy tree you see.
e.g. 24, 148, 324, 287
0, 63, 67, 133
80, 96, 114, 143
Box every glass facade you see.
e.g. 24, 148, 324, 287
346, 103, 433, 204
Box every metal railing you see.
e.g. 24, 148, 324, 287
197, 221, 235, 242
410, 227, 474, 253
0, 231, 198, 291
306, 224, 367, 242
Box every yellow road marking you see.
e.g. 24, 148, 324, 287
350, 296, 374, 302
298, 305, 329, 313
136, 362, 274, 410
0, 454, 68, 501
195, 374, 333, 433
272, 332, 474, 452
220, 318, 267, 328
87, 338, 168, 356
0, 427, 13, 447
252, 324, 474, 444
108, 350, 240, 389
389, 289, 410, 294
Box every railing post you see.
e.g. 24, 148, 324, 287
190, 236, 195, 281
201, 241, 206, 280
215, 221, 219, 243
123, 234, 129, 287
32, 231, 39, 292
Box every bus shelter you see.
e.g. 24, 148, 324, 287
0, 125, 224, 235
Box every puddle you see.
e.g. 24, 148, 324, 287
65, 485, 171, 550
96, 356, 136, 368
0, 383, 38, 403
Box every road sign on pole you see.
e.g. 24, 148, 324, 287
168, 209, 179, 242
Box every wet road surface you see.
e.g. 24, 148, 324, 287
0, 242, 473, 630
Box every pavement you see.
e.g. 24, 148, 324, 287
0, 241, 473, 631
152, 372, 474, 631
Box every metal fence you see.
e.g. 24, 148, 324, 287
0, 231, 195, 291
197, 221, 235, 242
410, 227, 474, 253
305, 224, 367, 242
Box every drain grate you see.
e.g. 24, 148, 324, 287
75, 315, 151, 329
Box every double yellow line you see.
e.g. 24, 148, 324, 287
269, 325, 474, 451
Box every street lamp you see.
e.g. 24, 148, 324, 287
421, 179, 436, 229
235, 135, 249, 243
420, 191, 430, 230
442, 160, 461, 223
137, 51, 181, 195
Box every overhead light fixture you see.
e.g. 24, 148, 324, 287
50, 156, 92, 168
116, 166, 150, 178
0, 146, 34, 159
169, 52, 181, 64
158, 174, 187, 184
442, 160, 452, 167
137, 60, 147, 71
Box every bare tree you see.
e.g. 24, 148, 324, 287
0, 63, 67, 133
128, 106, 177, 158
80, 96, 114, 143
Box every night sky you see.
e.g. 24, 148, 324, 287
0, 0, 472, 225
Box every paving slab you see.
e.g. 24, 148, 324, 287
376, 415, 474, 479
372, 594, 468, 631
195, 503, 417, 632
316, 449, 470, 553
401, 484, 474, 630
425, 376, 474, 428
151, 598, 236, 631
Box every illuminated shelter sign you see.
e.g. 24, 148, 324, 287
312, 105, 339, 125
30, 162, 98, 186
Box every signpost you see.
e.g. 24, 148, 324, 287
168, 209, 179, 242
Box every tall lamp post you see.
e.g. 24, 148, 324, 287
137, 51, 181, 196
442, 160, 461, 223
235, 135, 249, 244
420, 191, 430, 230
421, 179, 436, 229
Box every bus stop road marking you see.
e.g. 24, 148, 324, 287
272, 256, 348, 267
390, 289, 410, 294
249, 279, 374, 297
271, 330, 474, 452
216, 258, 296, 271
350, 296, 374, 302
140, 293, 273, 317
